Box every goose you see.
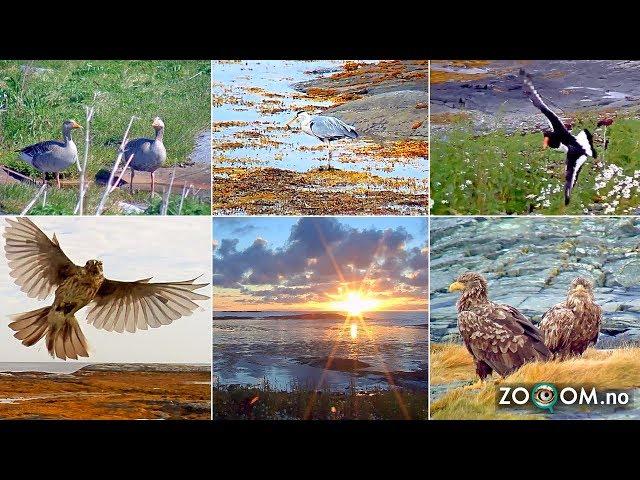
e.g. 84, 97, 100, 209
522, 71, 597, 205
124, 117, 167, 195
285, 111, 358, 169
17, 119, 82, 188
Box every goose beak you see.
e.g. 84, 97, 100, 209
448, 281, 465, 293
71, 121, 83, 129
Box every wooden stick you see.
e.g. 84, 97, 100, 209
108, 153, 135, 195
20, 183, 47, 215
161, 165, 177, 215
78, 101, 96, 215
95, 115, 137, 215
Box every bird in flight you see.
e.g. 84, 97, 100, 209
285, 111, 358, 169
3, 217, 209, 360
522, 71, 597, 205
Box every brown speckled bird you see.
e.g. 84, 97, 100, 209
449, 272, 551, 380
539, 277, 602, 360
3, 217, 209, 360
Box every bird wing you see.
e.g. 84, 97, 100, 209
310, 116, 358, 140
3, 217, 80, 300
522, 73, 571, 137
575, 130, 596, 158
564, 152, 588, 205
86, 277, 210, 333
459, 303, 550, 377
124, 137, 153, 153
539, 303, 576, 352
18, 140, 63, 158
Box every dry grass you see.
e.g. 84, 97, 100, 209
430, 342, 640, 420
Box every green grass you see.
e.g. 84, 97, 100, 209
431, 116, 640, 215
0, 183, 210, 215
0, 60, 210, 179
213, 378, 428, 420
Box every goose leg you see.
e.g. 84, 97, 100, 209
42, 172, 46, 187
56, 172, 61, 189
151, 171, 155, 198
130, 168, 134, 194
327, 141, 332, 169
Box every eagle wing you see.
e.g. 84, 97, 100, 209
3, 217, 80, 300
459, 303, 550, 377
539, 303, 576, 353
540, 301, 603, 354
86, 277, 210, 333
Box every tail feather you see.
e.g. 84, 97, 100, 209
10, 307, 89, 360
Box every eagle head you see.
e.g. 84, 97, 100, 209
449, 272, 488, 295
569, 277, 594, 300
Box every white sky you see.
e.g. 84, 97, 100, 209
0, 216, 212, 364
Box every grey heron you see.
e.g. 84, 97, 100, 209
17, 119, 82, 188
285, 111, 358, 169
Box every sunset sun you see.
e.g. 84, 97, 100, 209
333, 291, 380, 316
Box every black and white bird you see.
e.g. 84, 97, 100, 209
285, 111, 358, 169
522, 71, 597, 205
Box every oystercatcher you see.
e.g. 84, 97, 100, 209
522, 71, 597, 205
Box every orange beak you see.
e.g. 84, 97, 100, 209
71, 120, 83, 129
542, 136, 549, 149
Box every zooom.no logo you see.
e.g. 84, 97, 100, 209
498, 383, 631, 413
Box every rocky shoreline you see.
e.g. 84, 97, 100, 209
431, 60, 640, 136
430, 217, 640, 347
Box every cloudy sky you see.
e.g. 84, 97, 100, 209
0, 216, 211, 364
213, 217, 428, 311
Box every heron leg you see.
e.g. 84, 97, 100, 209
56, 172, 61, 189
130, 168, 135, 194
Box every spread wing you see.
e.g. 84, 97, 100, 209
459, 303, 550, 377
86, 277, 210, 333
3, 217, 80, 300
522, 72, 571, 137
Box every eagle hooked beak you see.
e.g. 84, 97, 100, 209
542, 136, 549, 149
449, 281, 465, 293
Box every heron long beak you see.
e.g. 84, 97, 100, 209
542, 136, 549, 149
284, 115, 297, 130
449, 281, 465, 293
71, 120, 83, 129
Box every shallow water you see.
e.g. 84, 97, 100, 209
0, 362, 88, 374
213, 310, 427, 392
212, 60, 427, 181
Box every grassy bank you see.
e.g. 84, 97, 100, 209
0, 60, 210, 178
430, 342, 640, 419
0, 60, 211, 214
431, 116, 640, 215
214, 379, 428, 420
